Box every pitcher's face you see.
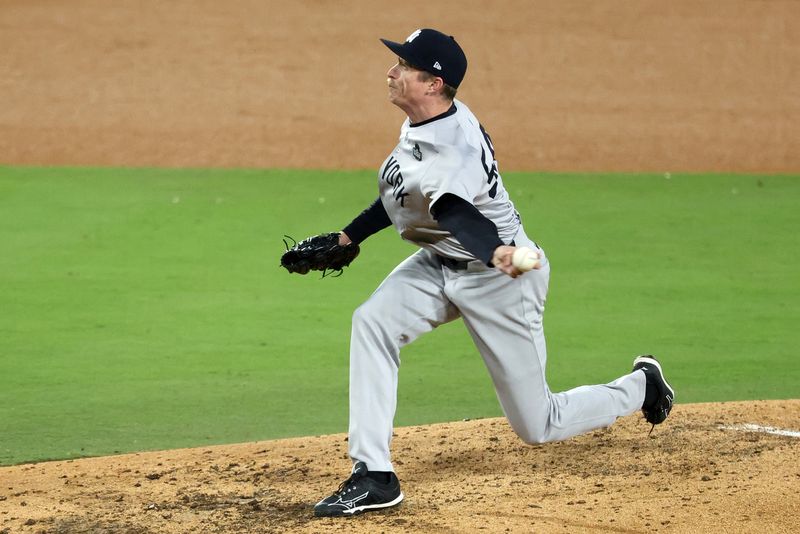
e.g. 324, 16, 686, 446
386, 58, 432, 109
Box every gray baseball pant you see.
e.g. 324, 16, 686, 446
348, 229, 646, 472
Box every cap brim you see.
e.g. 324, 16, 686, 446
380, 38, 424, 70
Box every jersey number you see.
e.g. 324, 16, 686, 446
479, 124, 499, 199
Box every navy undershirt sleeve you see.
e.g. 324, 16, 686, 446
431, 194, 503, 265
342, 197, 392, 244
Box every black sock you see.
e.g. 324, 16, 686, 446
366, 471, 392, 484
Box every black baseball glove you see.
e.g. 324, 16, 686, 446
280, 232, 360, 277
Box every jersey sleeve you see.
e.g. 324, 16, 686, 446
342, 197, 392, 244
432, 193, 503, 265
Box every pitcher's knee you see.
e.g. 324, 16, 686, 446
516, 426, 557, 445
351, 301, 402, 365
509, 412, 560, 444
352, 301, 381, 331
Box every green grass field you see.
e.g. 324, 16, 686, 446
1, 166, 798, 466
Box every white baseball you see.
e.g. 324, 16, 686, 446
512, 247, 540, 272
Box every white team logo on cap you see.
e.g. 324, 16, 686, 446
433, 61, 442, 70
406, 29, 422, 42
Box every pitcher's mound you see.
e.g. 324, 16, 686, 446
1, 400, 798, 533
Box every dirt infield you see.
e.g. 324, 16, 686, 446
1, 401, 798, 533
1, 1, 798, 533
1, 0, 798, 172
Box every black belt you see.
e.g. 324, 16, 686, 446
439, 240, 515, 270
439, 256, 471, 270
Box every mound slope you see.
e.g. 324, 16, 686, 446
1, 400, 798, 533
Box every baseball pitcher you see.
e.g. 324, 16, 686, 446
302, 28, 675, 517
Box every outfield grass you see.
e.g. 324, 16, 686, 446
1, 166, 798, 465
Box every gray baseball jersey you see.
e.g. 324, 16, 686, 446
347, 100, 647, 474
378, 99, 519, 261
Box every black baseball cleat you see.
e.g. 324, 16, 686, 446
314, 461, 404, 517
632, 355, 675, 431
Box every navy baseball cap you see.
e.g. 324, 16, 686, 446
380, 28, 468, 89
